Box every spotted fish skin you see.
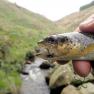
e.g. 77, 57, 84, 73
37, 32, 94, 61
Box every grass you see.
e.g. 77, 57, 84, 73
0, 72, 21, 94
0, 0, 62, 93
0, 0, 94, 93
56, 6, 94, 32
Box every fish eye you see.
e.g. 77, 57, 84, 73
58, 36, 69, 43
45, 36, 57, 44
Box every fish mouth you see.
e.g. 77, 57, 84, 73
36, 48, 70, 64
46, 53, 55, 58
35, 47, 58, 60
35, 47, 70, 62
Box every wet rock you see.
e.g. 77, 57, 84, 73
49, 61, 94, 88
78, 82, 94, 94
61, 85, 80, 94
72, 73, 94, 86
49, 63, 73, 88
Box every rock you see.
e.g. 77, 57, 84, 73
78, 82, 94, 94
72, 72, 94, 85
61, 85, 80, 94
49, 63, 73, 88
49, 61, 94, 88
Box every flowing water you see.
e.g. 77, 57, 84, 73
20, 57, 50, 94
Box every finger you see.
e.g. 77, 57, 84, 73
79, 14, 94, 33
74, 27, 80, 32
72, 60, 91, 77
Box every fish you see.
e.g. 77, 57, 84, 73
36, 32, 94, 61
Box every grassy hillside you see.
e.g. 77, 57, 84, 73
80, 1, 94, 11
1, 0, 94, 93
56, 6, 94, 32
0, 0, 62, 93
0, 0, 62, 61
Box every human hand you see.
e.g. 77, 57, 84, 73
72, 15, 94, 77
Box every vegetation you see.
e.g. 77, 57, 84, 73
80, 1, 94, 11
0, 0, 62, 93
56, 5, 94, 32
0, 0, 94, 93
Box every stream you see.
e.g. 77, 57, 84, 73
20, 57, 50, 94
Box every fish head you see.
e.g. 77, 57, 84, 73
36, 34, 74, 61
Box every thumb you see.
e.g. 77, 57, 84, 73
79, 15, 94, 33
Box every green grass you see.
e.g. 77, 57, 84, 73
0, 0, 62, 60
0, 0, 94, 93
0, 70, 21, 94
0, 0, 62, 93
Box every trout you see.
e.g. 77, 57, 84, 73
36, 32, 94, 61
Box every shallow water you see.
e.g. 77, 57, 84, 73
20, 57, 50, 94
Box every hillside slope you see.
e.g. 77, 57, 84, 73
0, 0, 61, 61
0, 0, 94, 93
80, 1, 94, 11
56, 6, 94, 32
0, 0, 62, 93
